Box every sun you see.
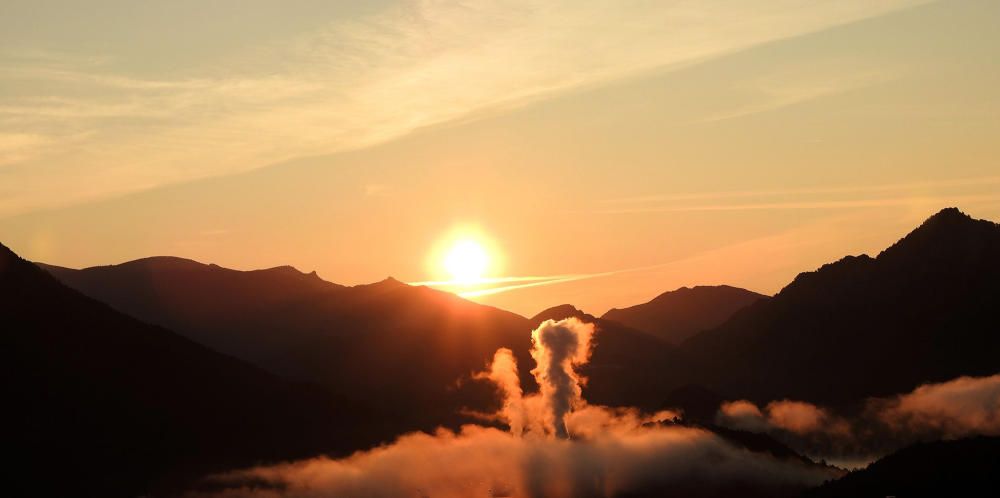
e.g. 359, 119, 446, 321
442, 239, 490, 283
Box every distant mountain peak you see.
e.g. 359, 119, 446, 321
0, 242, 16, 259
681, 207, 1000, 405
118, 255, 205, 268
899, 207, 976, 239
377, 276, 407, 287
925, 206, 970, 222
531, 304, 588, 323
601, 285, 767, 344
349, 276, 409, 291
260, 264, 308, 275
877, 207, 999, 261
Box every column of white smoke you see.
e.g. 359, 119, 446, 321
529, 318, 594, 439
482, 348, 526, 437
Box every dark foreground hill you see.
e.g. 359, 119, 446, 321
682, 208, 1000, 405
1, 243, 366, 497
802, 436, 1000, 498
602, 285, 767, 344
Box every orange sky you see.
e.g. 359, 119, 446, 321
2, 0, 999, 316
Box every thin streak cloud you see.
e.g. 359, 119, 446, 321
595, 194, 1000, 215
700, 64, 899, 123
602, 176, 1000, 205
409, 275, 582, 287
430, 259, 713, 299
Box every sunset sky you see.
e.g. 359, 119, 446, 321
2, 0, 999, 316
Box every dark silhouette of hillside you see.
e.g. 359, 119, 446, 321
530, 304, 693, 410
1, 244, 368, 497
710, 424, 816, 465
659, 384, 726, 424
40, 261, 691, 434
603, 285, 767, 344
43, 257, 535, 434
802, 436, 1000, 497
681, 208, 1000, 405
30, 206, 1000, 471
37, 257, 345, 373
40, 207, 1000, 421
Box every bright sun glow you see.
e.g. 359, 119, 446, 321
443, 239, 490, 283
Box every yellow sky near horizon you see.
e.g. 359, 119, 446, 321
2, 0, 999, 316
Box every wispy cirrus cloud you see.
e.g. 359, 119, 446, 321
699, 62, 899, 123
595, 176, 1000, 214
0, 0, 928, 216
0, 133, 52, 166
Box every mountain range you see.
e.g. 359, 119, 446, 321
39, 258, 535, 435
37, 258, 702, 421
7, 207, 1000, 495
35, 207, 1000, 409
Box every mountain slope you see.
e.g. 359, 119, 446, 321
602, 285, 767, 344
40, 259, 695, 433
37, 257, 346, 372
681, 208, 1000, 404
531, 304, 692, 410
42, 257, 535, 433
1, 243, 363, 497
802, 437, 1000, 498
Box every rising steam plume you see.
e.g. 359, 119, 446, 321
529, 318, 593, 438
190, 318, 838, 498
479, 348, 526, 437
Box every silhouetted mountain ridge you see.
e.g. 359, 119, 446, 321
32, 207, 1000, 456
681, 207, 1000, 404
41, 259, 691, 437
1, 243, 368, 497
602, 285, 767, 344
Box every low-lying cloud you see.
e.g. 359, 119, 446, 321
187, 320, 1000, 497
193, 424, 834, 498
190, 318, 837, 497
875, 373, 1000, 439
717, 399, 849, 437
715, 373, 1000, 462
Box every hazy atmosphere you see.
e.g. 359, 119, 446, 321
4, 1, 1000, 497
4, 0, 1000, 314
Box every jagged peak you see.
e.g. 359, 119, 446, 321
351, 276, 409, 290
531, 303, 588, 323
375, 276, 406, 287
878, 207, 999, 260
924, 206, 970, 223
899, 207, 976, 239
